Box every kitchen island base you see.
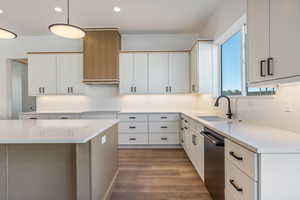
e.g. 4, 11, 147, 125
0, 124, 118, 200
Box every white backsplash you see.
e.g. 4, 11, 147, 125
37, 83, 300, 134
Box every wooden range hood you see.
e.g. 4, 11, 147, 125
83, 29, 121, 84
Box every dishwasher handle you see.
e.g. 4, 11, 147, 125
200, 131, 224, 147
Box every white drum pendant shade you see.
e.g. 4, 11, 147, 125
0, 28, 17, 39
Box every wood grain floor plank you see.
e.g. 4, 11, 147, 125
110, 149, 212, 200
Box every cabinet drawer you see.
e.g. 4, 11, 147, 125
149, 114, 179, 121
118, 122, 148, 133
118, 114, 148, 122
149, 134, 179, 145
225, 139, 258, 181
119, 134, 148, 145
226, 160, 257, 200
149, 122, 179, 133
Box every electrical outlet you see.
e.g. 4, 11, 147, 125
101, 135, 106, 144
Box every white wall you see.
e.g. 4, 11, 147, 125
199, 0, 247, 39
122, 34, 198, 51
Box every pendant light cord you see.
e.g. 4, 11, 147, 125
67, 0, 70, 24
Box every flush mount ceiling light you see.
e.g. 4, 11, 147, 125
0, 9, 3, 14
49, 0, 85, 39
54, 7, 63, 12
0, 28, 17, 39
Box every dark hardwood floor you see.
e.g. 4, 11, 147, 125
110, 149, 212, 200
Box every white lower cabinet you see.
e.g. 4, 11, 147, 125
118, 113, 180, 146
226, 159, 257, 200
181, 114, 205, 180
149, 134, 179, 145
118, 134, 148, 145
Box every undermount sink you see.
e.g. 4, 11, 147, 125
197, 116, 227, 122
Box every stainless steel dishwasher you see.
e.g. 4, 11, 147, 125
201, 127, 225, 200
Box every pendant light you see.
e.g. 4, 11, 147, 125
49, 0, 85, 39
0, 27, 17, 39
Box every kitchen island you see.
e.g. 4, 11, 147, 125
0, 119, 119, 200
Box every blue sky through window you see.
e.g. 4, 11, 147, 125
221, 31, 242, 95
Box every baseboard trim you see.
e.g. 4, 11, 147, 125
103, 169, 119, 200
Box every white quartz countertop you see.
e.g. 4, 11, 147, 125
182, 112, 300, 154
0, 119, 119, 144
22, 109, 121, 114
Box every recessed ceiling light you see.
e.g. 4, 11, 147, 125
0, 9, 3, 14
113, 6, 121, 12
54, 7, 63, 12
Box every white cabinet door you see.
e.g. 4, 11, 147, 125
247, 0, 270, 84
169, 52, 190, 93
57, 54, 84, 95
133, 53, 148, 94
269, 0, 300, 80
28, 54, 57, 96
190, 44, 198, 93
148, 53, 169, 94
119, 53, 134, 94
198, 42, 213, 94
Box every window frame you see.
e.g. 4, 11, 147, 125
213, 14, 275, 97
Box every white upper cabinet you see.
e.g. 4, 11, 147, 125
190, 44, 198, 93
133, 53, 148, 94
190, 41, 213, 94
169, 52, 190, 93
120, 51, 190, 94
57, 54, 84, 95
269, 0, 300, 79
119, 53, 134, 94
28, 53, 84, 96
28, 54, 57, 96
148, 53, 170, 94
119, 53, 148, 94
198, 42, 213, 94
247, 0, 300, 86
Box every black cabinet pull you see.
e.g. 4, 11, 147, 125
161, 116, 168, 119
60, 117, 69, 119
229, 179, 243, 192
192, 135, 197, 146
129, 126, 136, 129
129, 138, 136, 141
160, 126, 168, 129
184, 127, 188, 130
29, 117, 38, 120
67, 87, 70, 94
129, 117, 136, 119
260, 60, 266, 77
161, 138, 168, 141
230, 151, 243, 161
267, 57, 274, 75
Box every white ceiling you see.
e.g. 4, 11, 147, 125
0, 0, 221, 36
